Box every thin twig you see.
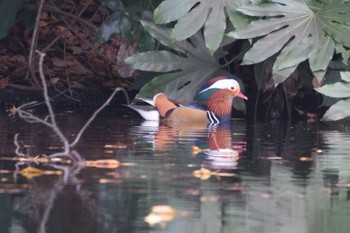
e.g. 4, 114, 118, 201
26, 4, 98, 30
37, 51, 70, 156
14, 134, 28, 157
69, 87, 122, 147
42, 0, 95, 52
27, 0, 45, 87
63, 39, 73, 96
220, 45, 251, 68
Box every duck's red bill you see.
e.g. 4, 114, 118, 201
237, 92, 248, 100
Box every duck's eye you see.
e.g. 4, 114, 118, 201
230, 86, 235, 90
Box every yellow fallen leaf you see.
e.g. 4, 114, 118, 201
193, 168, 212, 180
144, 205, 178, 228
85, 159, 120, 169
20, 167, 43, 179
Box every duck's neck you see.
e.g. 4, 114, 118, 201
207, 90, 233, 120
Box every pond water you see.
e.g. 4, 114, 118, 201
1, 111, 350, 233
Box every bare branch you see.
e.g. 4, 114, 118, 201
27, 0, 45, 87
14, 134, 28, 157
70, 87, 122, 147
36, 51, 71, 156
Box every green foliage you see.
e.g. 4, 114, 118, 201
95, 12, 131, 42
125, 20, 247, 111
0, 0, 31, 39
95, 0, 157, 51
316, 71, 350, 121
227, 0, 350, 85
125, 0, 350, 120
153, 0, 250, 54
125, 21, 222, 103
98, 0, 125, 10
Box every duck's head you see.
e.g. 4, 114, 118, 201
197, 77, 247, 117
199, 77, 247, 100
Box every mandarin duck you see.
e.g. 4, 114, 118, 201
128, 77, 247, 124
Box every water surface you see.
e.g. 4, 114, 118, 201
0, 113, 350, 233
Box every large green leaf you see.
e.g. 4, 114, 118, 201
316, 82, 350, 98
125, 29, 221, 103
153, 0, 249, 54
228, 0, 350, 85
0, 0, 29, 39
97, 0, 125, 10
340, 71, 350, 82
95, 12, 131, 43
322, 99, 350, 121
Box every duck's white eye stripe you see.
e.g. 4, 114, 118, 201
199, 79, 239, 94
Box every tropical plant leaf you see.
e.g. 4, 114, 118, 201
153, 0, 249, 54
322, 99, 350, 121
95, 12, 131, 43
315, 82, 350, 98
97, 0, 125, 10
125, 30, 221, 103
228, 0, 350, 85
340, 71, 350, 82
139, 20, 186, 53
335, 44, 350, 64
0, 0, 29, 39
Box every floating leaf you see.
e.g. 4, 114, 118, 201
85, 159, 120, 169
20, 167, 43, 179
322, 99, 350, 121
193, 168, 212, 180
144, 205, 180, 228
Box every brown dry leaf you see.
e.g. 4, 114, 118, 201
105, 47, 117, 60
70, 59, 89, 75
312, 76, 322, 88
68, 46, 83, 55
39, 20, 47, 27
51, 57, 73, 67
115, 42, 137, 78
70, 82, 85, 89
50, 77, 61, 85
0, 77, 9, 88
9, 55, 27, 66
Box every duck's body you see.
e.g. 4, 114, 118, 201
152, 93, 220, 124
128, 77, 247, 124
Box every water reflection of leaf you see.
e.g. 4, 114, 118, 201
193, 168, 237, 181
144, 205, 187, 228
84, 159, 120, 169
20, 167, 62, 179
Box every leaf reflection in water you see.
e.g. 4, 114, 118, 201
144, 205, 188, 229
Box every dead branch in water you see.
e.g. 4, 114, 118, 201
13, 50, 124, 162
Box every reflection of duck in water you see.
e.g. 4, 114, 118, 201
127, 77, 247, 125
193, 126, 246, 169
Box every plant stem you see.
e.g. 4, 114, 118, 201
220, 44, 251, 68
